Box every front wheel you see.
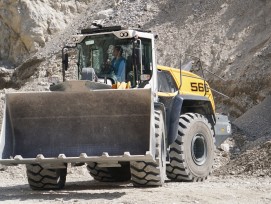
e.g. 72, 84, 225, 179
130, 110, 166, 186
166, 113, 214, 181
26, 164, 67, 190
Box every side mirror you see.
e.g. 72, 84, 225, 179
61, 46, 76, 82
63, 53, 69, 71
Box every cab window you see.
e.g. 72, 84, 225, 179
157, 70, 178, 93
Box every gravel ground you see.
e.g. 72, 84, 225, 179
0, 165, 270, 204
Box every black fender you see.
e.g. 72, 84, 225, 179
167, 95, 183, 145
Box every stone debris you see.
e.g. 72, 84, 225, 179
220, 143, 230, 152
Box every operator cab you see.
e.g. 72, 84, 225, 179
63, 26, 155, 88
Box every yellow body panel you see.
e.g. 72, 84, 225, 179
157, 65, 215, 112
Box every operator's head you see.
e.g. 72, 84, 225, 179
113, 45, 123, 57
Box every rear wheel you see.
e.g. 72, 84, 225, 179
130, 110, 166, 186
87, 162, 131, 182
166, 113, 214, 181
26, 164, 67, 190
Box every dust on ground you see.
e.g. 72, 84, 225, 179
0, 165, 270, 204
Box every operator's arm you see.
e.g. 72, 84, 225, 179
116, 59, 126, 82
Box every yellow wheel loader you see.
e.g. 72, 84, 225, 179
0, 26, 231, 190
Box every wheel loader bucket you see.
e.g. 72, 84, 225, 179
0, 88, 154, 164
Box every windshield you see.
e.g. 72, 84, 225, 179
77, 33, 153, 86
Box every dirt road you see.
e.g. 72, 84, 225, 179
0, 165, 270, 204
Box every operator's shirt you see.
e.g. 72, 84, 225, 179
112, 57, 126, 82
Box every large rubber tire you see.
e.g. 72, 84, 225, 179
130, 110, 166, 186
26, 164, 67, 190
87, 162, 131, 182
166, 113, 214, 182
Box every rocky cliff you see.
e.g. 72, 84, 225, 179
0, 0, 93, 67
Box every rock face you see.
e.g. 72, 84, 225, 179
0, 0, 93, 67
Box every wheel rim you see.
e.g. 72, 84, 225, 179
191, 134, 207, 166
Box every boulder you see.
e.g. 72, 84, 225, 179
0, 0, 92, 66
